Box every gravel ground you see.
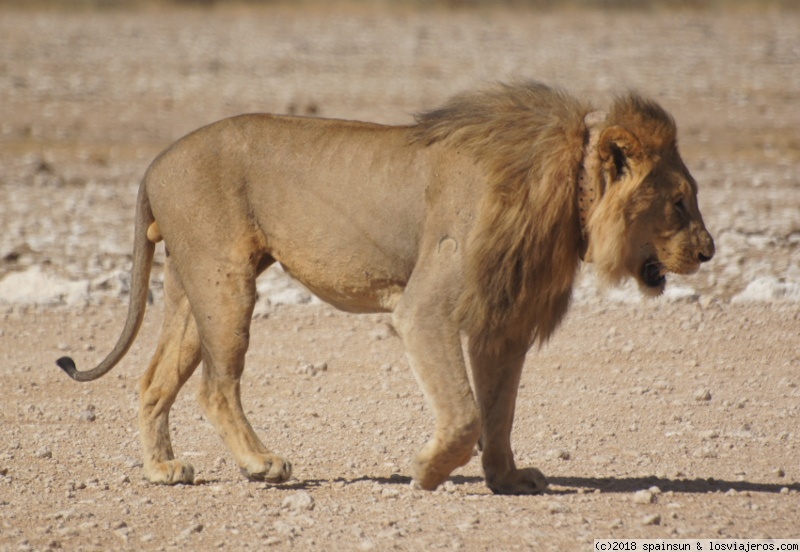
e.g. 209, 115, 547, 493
0, 5, 799, 551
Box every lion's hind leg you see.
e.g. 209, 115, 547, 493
181, 251, 292, 485
139, 261, 201, 484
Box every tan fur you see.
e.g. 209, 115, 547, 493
57, 81, 714, 494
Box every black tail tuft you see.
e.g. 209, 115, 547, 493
56, 356, 78, 379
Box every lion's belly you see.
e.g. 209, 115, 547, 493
278, 261, 408, 314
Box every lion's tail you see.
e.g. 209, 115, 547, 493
56, 181, 156, 382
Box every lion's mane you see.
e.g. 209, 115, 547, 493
413, 81, 678, 353
412, 82, 590, 352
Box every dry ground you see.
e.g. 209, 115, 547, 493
0, 5, 799, 551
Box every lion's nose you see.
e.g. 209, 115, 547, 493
698, 233, 715, 263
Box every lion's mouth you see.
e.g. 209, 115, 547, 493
641, 257, 666, 290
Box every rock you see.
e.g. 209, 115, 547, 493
273, 520, 300, 538
641, 514, 661, 526
35, 446, 52, 459
179, 523, 203, 540
548, 448, 571, 461
456, 516, 479, 531
282, 491, 315, 512
547, 501, 570, 514
694, 389, 712, 402
632, 490, 655, 504
297, 363, 317, 376
370, 324, 395, 341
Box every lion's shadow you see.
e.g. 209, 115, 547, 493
547, 476, 799, 495
269, 474, 799, 495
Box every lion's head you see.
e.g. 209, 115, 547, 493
582, 93, 715, 296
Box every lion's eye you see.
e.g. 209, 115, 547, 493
675, 197, 686, 213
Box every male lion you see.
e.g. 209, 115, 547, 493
57, 81, 714, 494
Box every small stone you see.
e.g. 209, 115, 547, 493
456, 516, 479, 531
633, 490, 655, 504
263, 537, 281, 546
377, 527, 403, 539
79, 410, 96, 422
274, 520, 299, 538
282, 491, 315, 511
547, 501, 570, 514
775, 468, 786, 478
115, 523, 131, 540
381, 488, 400, 499
179, 523, 203, 540
35, 447, 52, 459
297, 363, 317, 376
641, 514, 661, 526
694, 389, 712, 402
548, 448, 571, 460
370, 324, 394, 341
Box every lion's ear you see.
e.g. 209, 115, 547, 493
598, 126, 643, 183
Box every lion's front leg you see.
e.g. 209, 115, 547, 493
392, 248, 481, 491
394, 307, 481, 490
469, 342, 548, 495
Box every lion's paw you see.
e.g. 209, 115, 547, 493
411, 461, 451, 491
486, 467, 548, 495
144, 459, 195, 485
239, 454, 293, 484
411, 447, 474, 491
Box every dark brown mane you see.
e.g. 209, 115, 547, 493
413, 81, 593, 351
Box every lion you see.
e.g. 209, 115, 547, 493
56, 81, 714, 494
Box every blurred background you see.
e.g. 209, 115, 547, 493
0, 0, 798, 307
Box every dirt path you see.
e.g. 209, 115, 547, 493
0, 5, 798, 551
